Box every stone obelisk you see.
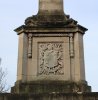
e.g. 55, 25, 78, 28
12, 0, 91, 93
39, 0, 64, 15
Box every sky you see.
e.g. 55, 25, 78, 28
0, 0, 98, 92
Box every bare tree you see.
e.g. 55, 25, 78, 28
0, 58, 9, 93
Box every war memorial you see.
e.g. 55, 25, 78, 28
0, 0, 98, 100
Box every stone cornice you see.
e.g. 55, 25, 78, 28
14, 24, 87, 35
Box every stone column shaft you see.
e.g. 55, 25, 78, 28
39, 0, 64, 15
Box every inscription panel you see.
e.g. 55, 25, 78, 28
38, 42, 64, 75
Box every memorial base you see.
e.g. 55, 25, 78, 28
11, 81, 91, 94
0, 92, 98, 100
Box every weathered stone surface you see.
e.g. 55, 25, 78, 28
11, 80, 91, 94
39, 0, 64, 15
0, 0, 96, 100
38, 42, 64, 75
24, 14, 77, 28
0, 92, 98, 100
13, 0, 91, 96
14, 29, 89, 87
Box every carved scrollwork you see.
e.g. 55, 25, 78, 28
38, 42, 64, 75
28, 33, 33, 58
69, 33, 74, 57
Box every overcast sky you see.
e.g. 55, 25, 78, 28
0, 0, 98, 92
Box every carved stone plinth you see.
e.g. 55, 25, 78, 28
0, 92, 98, 100
13, 10, 91, 93
12, 0, 92, 96
11, 81, 91, 94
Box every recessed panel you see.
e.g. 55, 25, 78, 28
38, 42, 64, 75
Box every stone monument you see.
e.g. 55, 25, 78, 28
1, 0, 98, 100
11, 0, 91, 94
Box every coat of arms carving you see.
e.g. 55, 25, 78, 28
38, 42, 64, 75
